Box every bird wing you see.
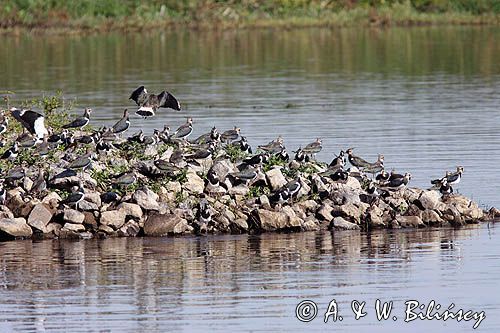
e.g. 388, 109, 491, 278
129, 86, 148, 106
174, 124, 192, 138
158, 91, 181, 111
63, 117, 87, 128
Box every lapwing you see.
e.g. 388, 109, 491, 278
10, 107, 48, 139
447, 166, 464, 186
111, 109, 130, 134
61, 185, 85, 210
128, 130, 144, 143
0, 185, 5, 205
346, 148, 371, 168
303, 138, 322, 157
129, 85, 181, 118
238, 136, 252, 154
0, 110, 8, 135
439, 178, 453, 196
68, 150, 94, 175
380, 173, 411, 191
172, 117, 193, 140
221, 127, 240, 143
293, 147, 309, 163
269, 187, 291, 207
142, 130, 160, 145
1, 142, 19, 160
193, 126, 220, 144
63, 108, 92, 130
239, 152, 269, 170
329, 150, 346, 170
112, 172, 137, 190
375, 169, 390, 182
31, 169, 47, 196
258, 136, 283, 154
196, 198, 212, 233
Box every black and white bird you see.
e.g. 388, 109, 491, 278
0, 185, 5, 205
375, 169, 390, 182
112, 172, 137, 188
129, 85, 181, 118
285, 178, 302, 200
294, 147, 309, 163
269, 187, 291, 206
186, 142, 216, 161
446, 166, 464, 186
193, 126, 220, 144
380, 173, 412, 191
239, 153, 269, 170
171, 117, 193, 140
236, 136, 252, 154
346, 148, 371, 168
221, 127, 240, 143
303, 138, 322, 157
275, 147, 289, 162
389, 169, 405, 181
0, 111, 8, 135
328, 169, 349, 182
196, 199, 212, 233
68, 151, 93, 173
1, 142, 19, 160
258, 136, 284, 154
10, 107, 48, 139
228, 166, 261, 186
61, 185, 85, 210
111, 109, 130, 134
439, 179, 453, 196
128, 130, 144, 143
329, 150, 346, 170
142, 130, 160, 145
63, 108, 92, 129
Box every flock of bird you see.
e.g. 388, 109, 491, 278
0, 85, 464, 210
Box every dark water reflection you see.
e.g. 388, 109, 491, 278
1, 27, 500, 206
1, 225, 499, 332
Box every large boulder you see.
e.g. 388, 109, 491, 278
250, 208, 302, 232
27, 203, 54, 233
183, 172, 205, 194
418, 190, 442, 210
396, 215, 425, 228
330, 217, 360, 230
63, 209, 85, 224
0, 218, 33, 238
265, 168, 287, 191
100, 210, 127, 229
117, 202, 143, 219
133, 188, 160, 211
144, 213, 193, 236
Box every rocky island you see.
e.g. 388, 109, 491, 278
0, 93, 495, 241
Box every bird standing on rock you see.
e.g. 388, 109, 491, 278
221, 127, 241, 143
129, 85, 181, 118
258, 136, 283, 154
10, 107, 48, 139
172, 117, 193, 140
63, 108, 92, 130
61, 185, 85, 210
303, 138, 322, 157
346, 148, 371, 168
111, 109, 130, 134
1, 142, 19, 160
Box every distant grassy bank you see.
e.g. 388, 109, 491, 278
1, 0, 500, 33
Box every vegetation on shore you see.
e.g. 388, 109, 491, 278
1, 0, 500, 33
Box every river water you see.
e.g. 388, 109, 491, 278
1, 26, 500, 331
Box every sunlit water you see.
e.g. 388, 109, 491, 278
1, 26, 500, 331
1, 225, 500, 332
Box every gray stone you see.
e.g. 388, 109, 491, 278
396, 215, 425, 228
317, 203, 334, 221
0, 217, 33, 238
331, 217, 360, 230
117, 202, 143, 219
42, 192, 62, 205
259, 195, 272, 210
250, 208, 302, 232
265, 168, 287, 191
419, 190, 442, 210
0, 206, 14, 219
100, 210, 127, 229
62, 223, 86, 232
183, 172, 205, 194
231, 218, 249, 232
98, 224, 115, 234
133, 188, 160, 211
368, 205, 385, 228
27, 203, 54, 233
144, 213, 193, 236
421, 210, 444, 225
63, 209, 85, 224
229, 184, 249, 196
46, 222, 62, 236
79, 200, 99, 211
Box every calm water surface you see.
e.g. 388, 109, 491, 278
1, 27, 500, 331
1, 27, 499, 206
1, 225, 500, 332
